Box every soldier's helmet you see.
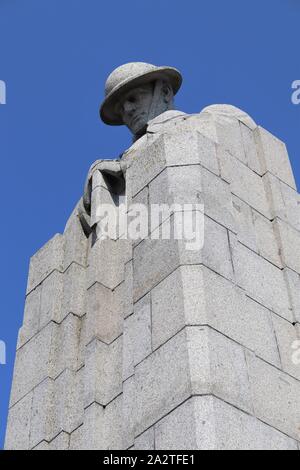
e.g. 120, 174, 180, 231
100, 62, 182, 126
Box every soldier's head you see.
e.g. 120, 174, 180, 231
100, 62, 182, 139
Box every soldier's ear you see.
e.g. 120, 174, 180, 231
161, 82, 173, 103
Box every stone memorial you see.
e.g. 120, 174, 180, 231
5, 62, 300, 450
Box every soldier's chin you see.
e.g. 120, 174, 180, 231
132, 119, 147, 135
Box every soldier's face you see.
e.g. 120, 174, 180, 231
116, 83, 154, 134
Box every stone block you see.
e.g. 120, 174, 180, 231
246, 351, 300, 441
219, 148, 271, 219
27, 234, 64, 294
201, 104, 257, 131
231, 195, 258, 252
33, 441, 49, 450
240, 122, 264, 175
123, 261, 133, 318
149, 165, 235, 233
70, 399, 123, 450
54, 368, 84, 435
215, 115, 247, 164
86, 282, 122, 345
255, 126, 296, 189
134, 427, 155, 450
252, 211, 282, 268
10, 322, 58, 406
30, 378, 55, 448
230, 236, 292, 321
63, 202, 89, 270
87, 238, 126, 290
52, 314, 81, 378
5, 392, 33, 450
39, 270, 63, 329
134, 329, 191, 436
17, 286, 41, 349
163, 130, 211, 171
149, 164, 203, 214
122, 376, 135, 449
263, 172, 300, 232
126, 134, 166, 197
275, 218, 300, 274
152, 265, 280, 367
284, 268, 300, 323
123, 294, 152, 380
272, 316, 300, 380
48, 432, 70, 450
156, 396, 298, 450
133, 214, 233, 302
62, 262, 86, 319
90, 184, 119, 229
186, 326, 253, 414
77, 315, 87, 369
84, 337, 122, 407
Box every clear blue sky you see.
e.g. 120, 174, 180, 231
0, 0, 299, 449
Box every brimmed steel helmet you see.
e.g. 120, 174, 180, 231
100, 62, 182, 125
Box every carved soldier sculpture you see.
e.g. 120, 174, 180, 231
79, 62, 184, 234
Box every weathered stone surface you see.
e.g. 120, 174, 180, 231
17, 286, 41, 349
62, 263, 86, 319
39, 270, 63, 328
215, 115, 247, 165
126, 134, 166, 197
263, 172, 300, 232
219, 148, 271, 218
231, 195, 258, 252
230, 235, 292, 321
201, 104, 257, 131
84, 337, 122, 407
87, 239, 126, 290
123, 294, 151, 380
255, 127, 296, 189
149, 164, 235, 232
156, 396, 298, 450
133, 213, 233, 302
275, 218, 300, 274
284, 268, 300, 323
63, 202, 89, 269
246, 351, 300, 440
134, 329, 191, 436
27, 234, 64, 294
134, 427, 155, 450
152, 265, 280, 367
134, 325, 253, 437
54, 368, 84, 435
52, 314, 81, 378
10, 323, 58, 406
70, 398, 123, 450
186, 326, 253, 414
240, 122, 264, 175
252, 211, 282, 268
86, 282, 122, 345
30, 378, 55, 448
272, 316, 300, 380
122, 375, 135, 449
48, 432, 70, 450
5, 392, 33, 450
